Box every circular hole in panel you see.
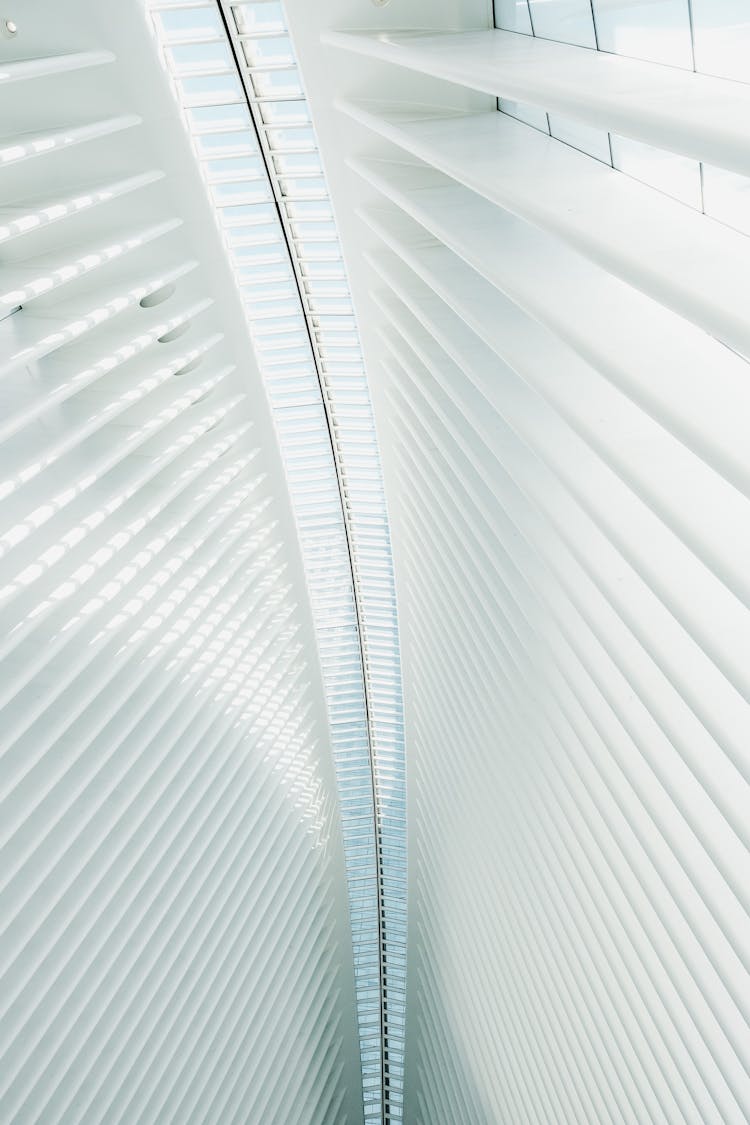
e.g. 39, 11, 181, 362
173, 355, 203, 377
140, 282, 176, 309
158, 320, 191, 344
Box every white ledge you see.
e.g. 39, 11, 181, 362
348, 156, 750, 499
337, 99, 750, 363
324, 29, 750, 177
0, 49, 114, 85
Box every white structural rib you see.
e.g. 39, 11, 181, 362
0, 49, 114, 84
348, 157, 750, 500
0, 170, 165, 245
362, 225, 750, 667
338, 99, 750, 363
324, 29, 750, 177
0, 217, 182, 310
0, 259, 200, 377
0, 114, 142, 168
0, 3, 363, 1123
327, 11, 750, 1123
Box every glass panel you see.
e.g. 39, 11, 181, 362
278, 176, 327, 198
167, 41, 232, 75
264, 124, 317, 151
187, 104, 249, 132
241, 34, 295, 68
195, 128, 257, 155
494, 0, 533, 33
702, 164, 750, 236
549, 114, 612, 164
593, 0, 694, 68
499, 99, 549, 133
259, 98, 310, 125
691, 0, 750, 81
527, 0, 597, 46
611, 134, 702, 208
273, 151, 323, 176
232, 1, 285, 35
178, 73, 243, 106
205, 155, 264, 181
156, 7, 223, 42
250, 67, 304, 99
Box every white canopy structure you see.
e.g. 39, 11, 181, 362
1, 1, 749, 1122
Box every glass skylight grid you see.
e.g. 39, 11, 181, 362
147, 3, 406, 1122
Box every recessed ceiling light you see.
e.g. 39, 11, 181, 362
3, 17, 18, 36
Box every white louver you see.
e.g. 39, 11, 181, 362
318, 2, 750, 1123
0, 4, 363, 1123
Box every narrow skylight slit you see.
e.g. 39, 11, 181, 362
147, 3, 406, 1121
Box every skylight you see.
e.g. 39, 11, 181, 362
147, 3, 406, 1121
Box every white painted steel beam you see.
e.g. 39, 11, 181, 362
324, 28, 750, 176
325, 8, 750, 1122
348, 156, 750, 500
0, 2, 364, 1123
338, 100, 750, 360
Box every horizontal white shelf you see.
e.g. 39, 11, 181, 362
338, 99, 750, 366
368, 247, 750, 703
365, 238, 750, 614
350, 156, 750, 501
324, 28, 750, 177
0, 218, 182, 310
0, 171, 164, 245
0, 259, 198, 377
0, 49, 114, 85
0, 115, 141, 169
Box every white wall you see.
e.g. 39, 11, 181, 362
0, 2, 362, 1121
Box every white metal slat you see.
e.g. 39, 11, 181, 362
384, 346, 750, 1120
323, 28, 750, 176
0, 260, 201, 377
327, 14, 750, 1124
0, 5, 360, 1124
348, 155, 750, 500
338, 99, 750, 359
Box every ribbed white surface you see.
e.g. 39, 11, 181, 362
323, 27, 750, 176
0, 2, 362, 1122
326, 1, 750, 1121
